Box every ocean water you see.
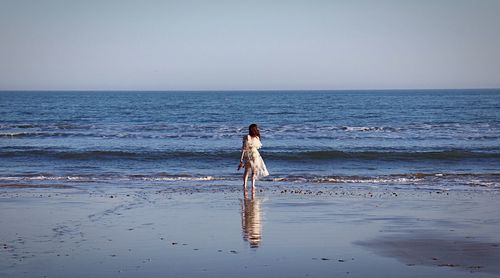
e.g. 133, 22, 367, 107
0, 90, 499, 190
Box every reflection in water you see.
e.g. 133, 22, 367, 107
241, 197, 262, 248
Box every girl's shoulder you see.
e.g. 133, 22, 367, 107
246, 135, 260, 140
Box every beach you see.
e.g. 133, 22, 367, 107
1, 90, 499, 277
1, 182, 499, 278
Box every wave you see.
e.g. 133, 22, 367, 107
0, 123, 94, 130
0, 174, 220, 182
271, 173, 500, 186
268, 150, 500, 160
1, 173, 498, 188
0, 149, 228, 160
0, 132, 97, 138
341, 126, 397, 132
1, 148, 499, 161
0, 131, 208, 139
2, 122, 498, 140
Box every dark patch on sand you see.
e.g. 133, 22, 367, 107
356, 235, 500, 274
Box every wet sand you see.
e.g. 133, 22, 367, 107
1, 183, 499, 277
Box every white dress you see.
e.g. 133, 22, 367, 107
242, 135, 269, 178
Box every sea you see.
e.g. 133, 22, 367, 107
1, 90, 499, 191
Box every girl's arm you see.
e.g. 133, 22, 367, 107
240, 150, 245, 163
240, 136, 247, 163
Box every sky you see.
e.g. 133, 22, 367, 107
0, 0, 499, 91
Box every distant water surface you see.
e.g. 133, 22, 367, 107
0, 90, 499, 190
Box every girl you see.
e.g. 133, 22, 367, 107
239, 124, 269, 195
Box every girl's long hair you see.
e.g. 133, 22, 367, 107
249, 124, 260, 138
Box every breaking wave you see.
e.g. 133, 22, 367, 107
0, 148, 498, 161
1, 173, 498, 189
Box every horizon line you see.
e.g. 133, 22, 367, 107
1, 88, 499, 93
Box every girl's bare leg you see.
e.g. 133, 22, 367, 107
243, 167, 249, 197
251, 172, 256, 196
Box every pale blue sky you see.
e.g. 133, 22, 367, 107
1, 0, 499, 90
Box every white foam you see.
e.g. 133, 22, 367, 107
135, 176, 221, 181
0, 176, 95, 181
314, 177, 422, 184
